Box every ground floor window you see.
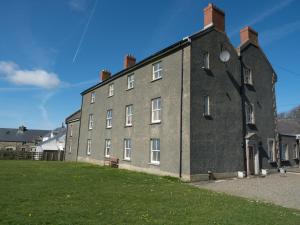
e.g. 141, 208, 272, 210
87, 139, 91, 155
124, 139, 132, 160
150, 139, 160, 164
105, 139, 111, 158
281, 144, 289, 161
267, 139, 275, 162
293, 144, 299, 159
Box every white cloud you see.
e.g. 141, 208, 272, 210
69, 0, 88, 12
0, 61, 60, 89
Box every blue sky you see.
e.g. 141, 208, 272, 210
0, 0, 299, 129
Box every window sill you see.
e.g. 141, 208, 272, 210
148, 162, 160, 166
126, 87, 134, 91
150, 121, 161, 125
201, 66, 210, 71
106, 127, 112, 129
125, 125, 133, 128
122, 159, 131, 162
88, 128, 93, 131
90, 102, 95, 104
108, 95, 114, 98
151, 77, 162, 83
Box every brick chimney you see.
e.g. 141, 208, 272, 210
240, 26, 258, 46
100, 70, 111, 81
203, 3, 225, 32
124, 54, 136, 69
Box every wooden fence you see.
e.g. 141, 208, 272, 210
0, 150, 65, 161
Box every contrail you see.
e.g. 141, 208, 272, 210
72, 0, 98, 63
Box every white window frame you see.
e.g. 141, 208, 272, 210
152, 62, 162, 80
125, 105, 133, 126
281, 144, 289, 161
150, 139, 160, 165
203, 52, 210, 69
204, 95, 210, 116
293, 144, 299, 159
127, 74, 134, 89
151, 98, 161, 123
245, 103, 255, 124
124, 139, 132, 160
91, 92, 96, 103
243, 66, 253, 85
88, 114, 94, 130
267, 138, 275, 162
87, 139, 92, 155
106, 109, 112, 128
105, 139, 111, 158
108, 84, 114, 97
69, 143, 72, 153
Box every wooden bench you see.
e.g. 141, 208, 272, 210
104, 156, 119, 168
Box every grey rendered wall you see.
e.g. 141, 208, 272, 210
65, 120, 80, 161
77, 46, 191, 179
241, 45, 277, 170
280, 135, 299, 167
190, 29, 244, 177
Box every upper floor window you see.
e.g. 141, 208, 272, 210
293, 144, 299, 159
125, 105, 133, 126
281, 144, 289, 161
267, 139, 275, 162
69, 142, 72, 153
243, 67, 253, 85
88, 114, 94, 130
245, 103, 255, 124
124, 139, 132, 160
150, 139, 160, 164
91, 92, 96, 103
105, 139, 111, 158
204, 95, 210, 116
108, 84, 114, 97
70, 124, 73, 137
127, 74, 134, 89
152, 62, 162, 80
151, 98, 161, 123
203, 52, 210, 69
106, 109, 112, 128
87, 139, 92, 155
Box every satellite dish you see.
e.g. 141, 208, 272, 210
219, 50, 231, 63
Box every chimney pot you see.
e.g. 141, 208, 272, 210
100, 70, 111, 81
240, 26, 258, 46
124, 54, 136, 69
203, 3, 225, 32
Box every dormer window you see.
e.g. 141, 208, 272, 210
243, 66, 253, 85
245, 102, 255, 124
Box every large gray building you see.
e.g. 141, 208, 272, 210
65, 4, 278, 181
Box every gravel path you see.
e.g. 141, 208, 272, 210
192, 172, 300, 210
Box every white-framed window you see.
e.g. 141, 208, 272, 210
69, 143, 72, 153
281, 144, 289, 161
106, 109, 112, 128
91, 92, 96, 103
152, 62, 162, 80
87, 139, 92, 155
151, 98, 161, 123
204, 95, 210, 116
125, 105, 133, 126
127, 74, 134, 89
150, 139, 160, 164
243, 67, 253, 85
88, 114, 94, 130
108, 84, 114, 97
293, 144, 299, 159
124, 139, 132, 160
70, 124, 73, 137
245, 103, 255, 124
105, 139, 111, 158
267, 138, 275, 162
203, 52, 210, 69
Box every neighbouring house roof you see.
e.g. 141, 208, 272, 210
65, 110, 81, 123
80, 26, 216, 95
0, 126, 50, 143
38, 127, 66, 151
277, 119, 300, 136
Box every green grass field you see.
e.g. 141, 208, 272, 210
0, 161, 299, 225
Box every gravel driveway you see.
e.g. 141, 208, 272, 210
192, 172, 300, 210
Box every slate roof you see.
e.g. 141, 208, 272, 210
277, 119, 300, 135
65, 110, 81, 123
0, 127, 50, 143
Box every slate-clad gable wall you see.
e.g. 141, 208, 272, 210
190, 30, 244, 176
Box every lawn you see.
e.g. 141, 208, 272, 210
0, 161, 299, 225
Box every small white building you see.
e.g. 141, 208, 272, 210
36, 126, 66, 153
